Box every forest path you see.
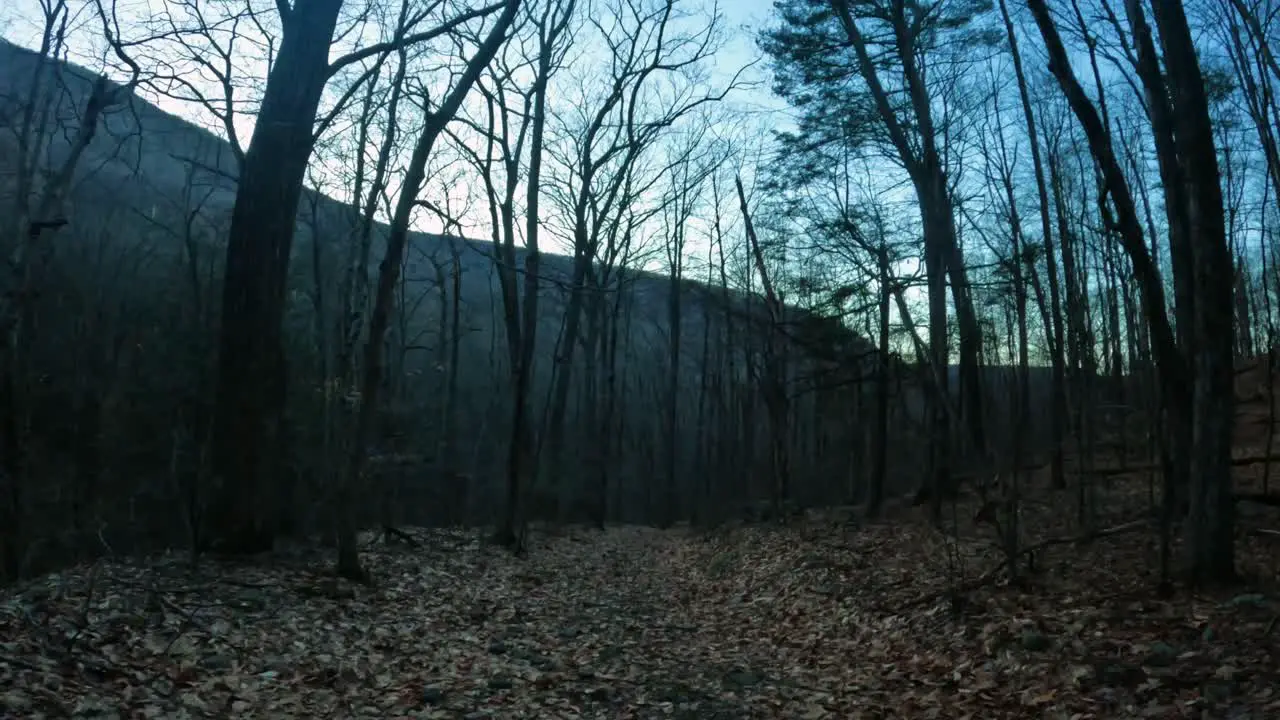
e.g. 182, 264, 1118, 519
1, 526, 821, 720
3, 515, 1278, 718
482, 525, 781, 718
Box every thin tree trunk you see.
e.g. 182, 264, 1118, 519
338, 0, 520, 579
1151, 0, 1237, 585
868, 243, 891, 518
998, 0, 1066, 490
737, 176, 791, 517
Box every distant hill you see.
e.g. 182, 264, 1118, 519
1, 36, 892, 546
0, 36, 819, 342
0, 36, 760, 363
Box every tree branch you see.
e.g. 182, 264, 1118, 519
325, 2, 505, 79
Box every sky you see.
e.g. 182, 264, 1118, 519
1, 0, 792, 254
0, 0, 788, 144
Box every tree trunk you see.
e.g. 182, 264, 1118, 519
868, 244, 891, 518
830, 0, 985, 513
737, 177, 791, 517
208, 0, 345, 554
338, 0, 520, 579
664, 249, 683, 527
998, 0, 1066, 490
1150, 0, 1237, 585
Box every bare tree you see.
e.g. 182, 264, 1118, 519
736, 174, 792, 518
826, 0, 989, 517
1149, 0, 1236, 584
449, 0, 578, 548
539, 0, 746, 518
658, 125, 719, 525
338, 0, 521, 581
996, 0, 1067, 491
132, 0, 510, 553
1027, 0, 1236, 584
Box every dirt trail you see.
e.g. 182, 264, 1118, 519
1, 528, 800, 719
492, 526, 786, 718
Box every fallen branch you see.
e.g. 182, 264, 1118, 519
381, 525, 420, 548
892, 519, 1151, 612
1092, 455, 1280, 476
1236, 493, 1280, 508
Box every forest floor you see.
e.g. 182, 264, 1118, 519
2, 475, 1279, 720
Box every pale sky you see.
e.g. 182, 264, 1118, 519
1, 0, 791, 250
0, 0, 787, 139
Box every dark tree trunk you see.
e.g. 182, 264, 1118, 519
444, 243, 462, 498
208, 0, 345, 554
664, 263, 682, 526
868, 244, 891, 518
923, 189, 953, 520
1150, 0, 1237, 585
737, 177, 792, 517
597, 268, 627, 528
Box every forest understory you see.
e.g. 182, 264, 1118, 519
2, 464, 1278, 720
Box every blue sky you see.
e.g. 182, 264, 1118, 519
0, 0, 786, 114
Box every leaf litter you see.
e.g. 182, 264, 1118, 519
2, 492, 1278, 719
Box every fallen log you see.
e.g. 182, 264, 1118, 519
1236, 493, 1280, 508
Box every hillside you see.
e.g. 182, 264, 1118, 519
0, 36, 690, 317
1, 36, 901, 565
0, 36, 865, 372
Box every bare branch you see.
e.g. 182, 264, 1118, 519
325, 2, 505, 79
